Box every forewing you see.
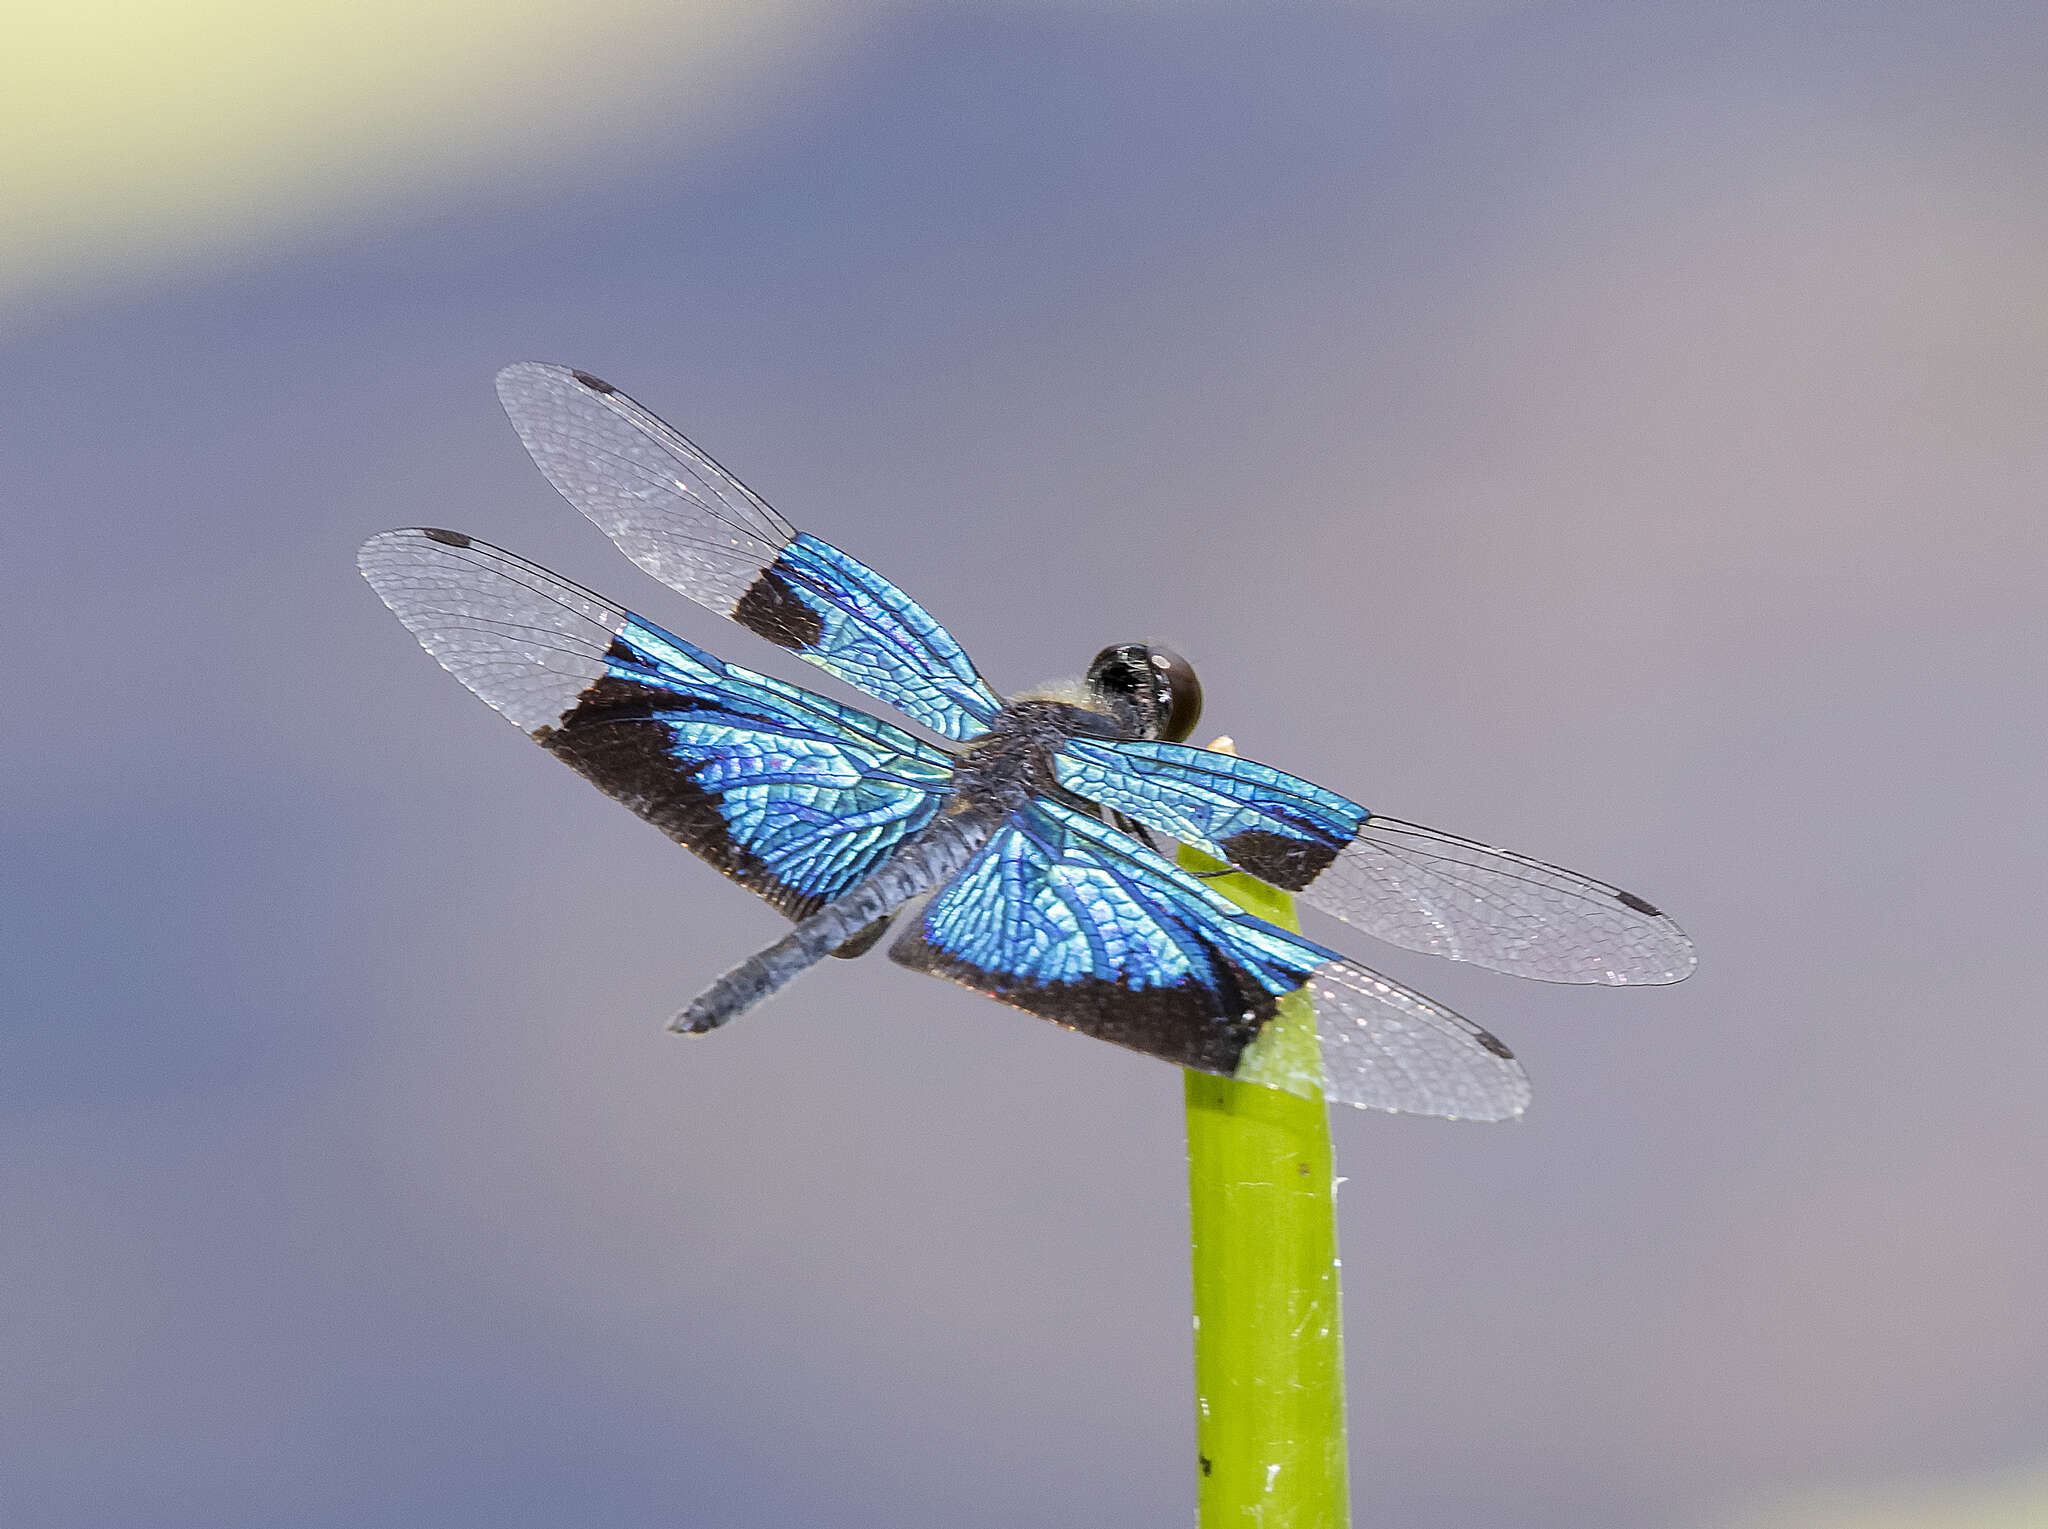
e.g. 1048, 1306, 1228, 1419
1055, 737, 1695, 986
891, 797, 1528, 1119
495, 363, 1004, 741
359, 529, 955, 919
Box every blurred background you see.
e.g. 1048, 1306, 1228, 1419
5, 2, 2046, 1525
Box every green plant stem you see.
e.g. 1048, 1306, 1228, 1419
1182, 842, 1350, 1528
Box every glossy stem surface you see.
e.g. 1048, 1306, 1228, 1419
1182, 840, 1351, 1529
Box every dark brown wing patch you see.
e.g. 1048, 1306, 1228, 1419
537, 672, 828, 920
890, 920, 1274, 1077
733, 565, 825, 651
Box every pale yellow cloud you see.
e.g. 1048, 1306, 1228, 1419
0, 0, 860, 319
0, 0, 1535, 324
1715, 1466, 2048, 1529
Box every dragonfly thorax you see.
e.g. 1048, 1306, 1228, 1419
952, 699, 1120, 813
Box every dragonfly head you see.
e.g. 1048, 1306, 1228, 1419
1086, 643, 1204, 743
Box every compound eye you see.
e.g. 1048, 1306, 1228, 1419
1087, 643, 1203, 740
1086, 644, 1147, 700
1147, 646, 1204, 742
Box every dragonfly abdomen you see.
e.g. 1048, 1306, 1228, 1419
672, 811, 997, 1034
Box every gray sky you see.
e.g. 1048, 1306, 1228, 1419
6, 4, 2047, 1526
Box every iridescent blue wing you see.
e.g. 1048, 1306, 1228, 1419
891, 797, 1529, 1120
1055, 738, 1695, 986
494, 363, 1005, 742
359, 529, 955, 923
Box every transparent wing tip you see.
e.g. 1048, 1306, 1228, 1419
358, 526, 471, 575
494, 360, 614, 411
1307, 963, 1535, 1122
1611, 908, 1698, 986
495, 358, 561, 387
358, 525, 422, 575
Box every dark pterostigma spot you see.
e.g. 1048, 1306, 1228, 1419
421, 527, 471, 547
889, 921, 1276, 1076
1615, 889, 1662, 917
1473, 1027, 1515, 1060
733, 564, 824, 650
570, 369, 617, 394
1217, 826, 1343, 891
536, 672, 832, 920
830, 914, 894, 960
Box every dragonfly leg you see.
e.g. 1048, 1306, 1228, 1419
829, 913, 895, 960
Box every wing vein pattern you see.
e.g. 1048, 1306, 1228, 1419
892, 796, 1529, 1119
359, 529, 955, 920
495, 362, 1004, 740
1056, 737, 1695, 985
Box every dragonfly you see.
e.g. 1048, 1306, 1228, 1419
359, 364, 1694, 1121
